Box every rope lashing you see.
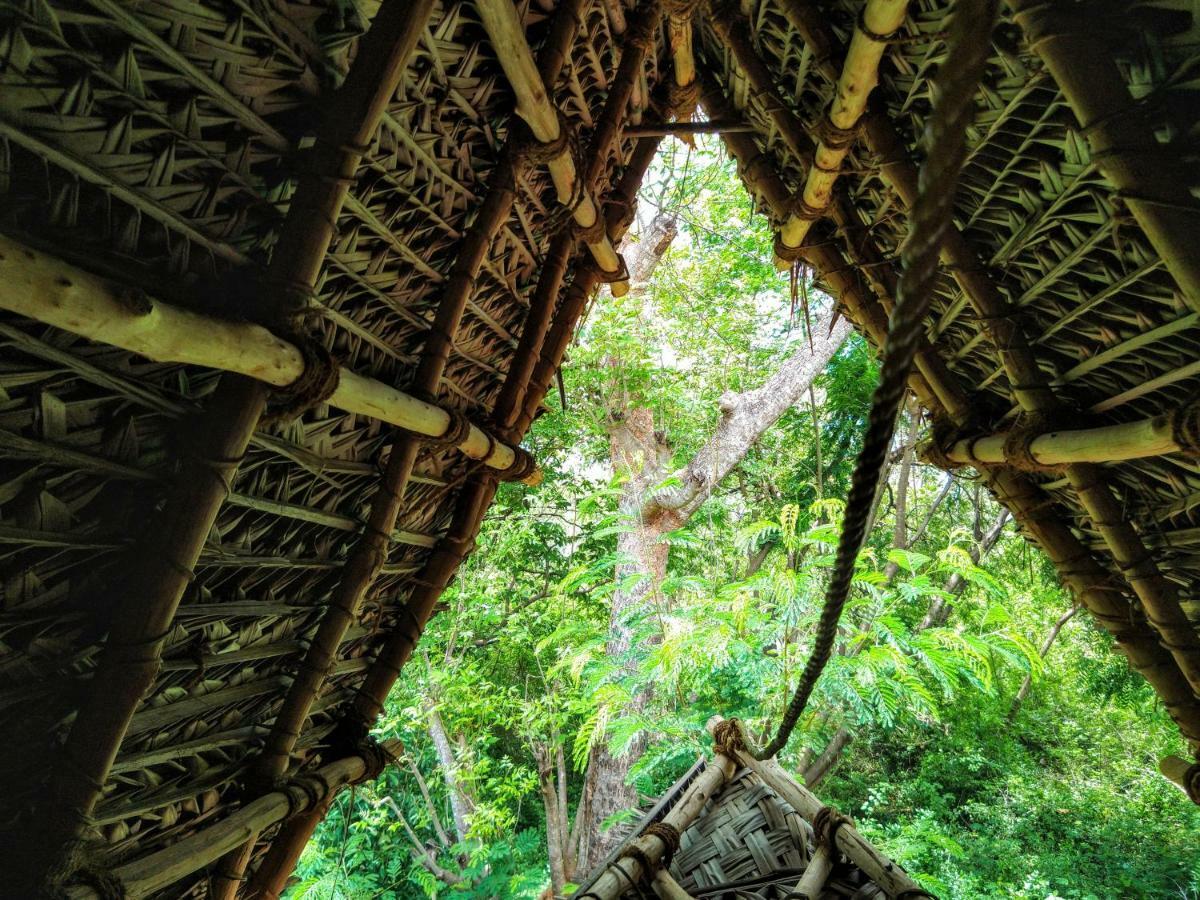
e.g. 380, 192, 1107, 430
754, 0, 1000, 760
773, 234, 808, 264
812, 804, 853, 853
498, 446, 538, 482
642, 821, 682, 868
1001, 414, 1064, 473
263, 331, 340, 424
1170, 399, 1200, 457
711, 717, 746, 756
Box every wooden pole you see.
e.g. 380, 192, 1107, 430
788, 845, 833, 900
706, 718, 927, 898
25, 3, 438, 891
580, 752, 737, 900
1006, 1, 1200, 313
475, 0, 632, 294
776, 0, 908, 254
0, 234, 537, 482
928, 408, 1198, 468
63, 741, 400, 899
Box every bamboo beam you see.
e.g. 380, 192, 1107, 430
789, 845, 834, 899
927, 406, 1199, 468
0, 234, 537, 482
666, 0, 698, 121
623, 119, 753, 136
580, 752, 738, 900
777, 0, 907, 253
1006, 1, 1200, 313
706, 718, 928, 897
23, 4, 439, 891
475, 0, 631, 295
63, 741, 399, 900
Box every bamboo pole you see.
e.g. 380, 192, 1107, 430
927, 409, 1197, 468
475, 0, 631, 295
1006, 1, 1200, 313
63, 741, 400, 899
706, 718, 927, 898
0, 233, 537, 482
789, 845, 834, 900
776, 0, 908, 254
24, 3, 438, 891
653, 869, 698, 899
581, 753, 738, 900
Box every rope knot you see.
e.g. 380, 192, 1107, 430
641, 821, 682, 868
1169, 400, 1200, 457
773, 234, 807, 264
499, 447, 538, 483
1002, 414, 1062, 474
711, 718, 746, 756
812, 804, 853, 852
265, 331, 340, 424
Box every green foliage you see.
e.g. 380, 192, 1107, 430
289, 140, 1200, 900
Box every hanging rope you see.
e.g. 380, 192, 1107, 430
755, 0, 999, 760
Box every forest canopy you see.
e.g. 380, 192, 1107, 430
289, 141, 1200, 900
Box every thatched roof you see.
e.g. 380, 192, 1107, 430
1, 0, 1198, 895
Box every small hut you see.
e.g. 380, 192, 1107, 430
1, 0, 1198, 896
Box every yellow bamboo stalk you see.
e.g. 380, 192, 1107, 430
64, 741, 401, 899
777, 0, 908, 254
475, 0, 630, 296
0, 235, 539, 484
929, 410, 1193, 468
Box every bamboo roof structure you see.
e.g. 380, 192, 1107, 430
1, 0, 1199, 895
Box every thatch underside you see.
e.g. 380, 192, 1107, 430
1, 0, 1199, 895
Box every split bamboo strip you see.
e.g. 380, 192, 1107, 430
707, 718, 928, 898
580, 751, 738, 900
63, 741, 400, 899
776, 0, 908, 253
0, 234, 536, 482
27, 4, 439, 889
1007, 0, 1200, 312
929, 408, 1198, 468
475, 0, 630, 294
765, 0, 1200, 722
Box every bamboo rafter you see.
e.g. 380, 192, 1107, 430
0, 235, 538, 483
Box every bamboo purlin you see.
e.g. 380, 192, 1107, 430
0, 234, 538, 482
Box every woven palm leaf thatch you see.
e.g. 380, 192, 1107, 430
1, 0, 1200, 894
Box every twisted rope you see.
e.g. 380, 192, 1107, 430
756, 0, 998, 759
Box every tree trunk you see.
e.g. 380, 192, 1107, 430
534, 743, 568, 895
428, 702, 474, 844
579, 313, 852, 862
1008, 605, 1080, 721
883, 399, 920, 583
803, 726, 852, 788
